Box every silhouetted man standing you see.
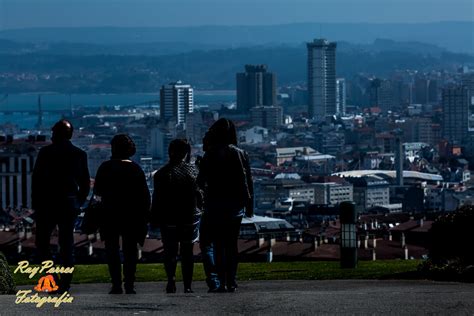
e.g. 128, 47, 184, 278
32, 119, 90, 293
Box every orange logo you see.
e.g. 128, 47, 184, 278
34, 275, 59, 293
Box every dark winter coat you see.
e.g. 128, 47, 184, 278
32, 140, 90, 215
197, 144, 253, 218
151, 161, 201, 227
93, 159, 150, 244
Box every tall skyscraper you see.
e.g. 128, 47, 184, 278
36, 95, 43, 130
236, 65, 277, 113
150, 127, 173, 159
462, 73, 474, 111
413, 78, 438, 105
369, 78, 393, 112
390, 79, 411, 110
185, 111, 205, 144
160, 81, 194, 125
442, 86, 469, 143
428, 79, 438, 104
336, 78, 346, 115
307, 39, 337, 120
414, 78, 429, 104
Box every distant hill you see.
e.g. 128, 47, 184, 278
0, 38, 457, 58
0, 22, 472, 53
1, 43, 473, 93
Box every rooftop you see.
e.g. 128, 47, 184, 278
276, 146, 318, 157
334, 170, 443, 182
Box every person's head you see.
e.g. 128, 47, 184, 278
51, 119, 73, 143
110, 134, 136, 159
202, 130, 214, 152
207, 118, 237, 147
168, 138, 190, 163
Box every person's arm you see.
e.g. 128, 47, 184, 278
139, 168, 151, 221
243, 151, 254, 217
150, 171, 162, 227
192, 170, 204, 211
31, 149, 46, 211
196, 152, 209, 191
77, 151, 91, 206
93, 163, 104, 197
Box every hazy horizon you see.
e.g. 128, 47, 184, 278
1, 20, 473, 31
0, 0, 472, 30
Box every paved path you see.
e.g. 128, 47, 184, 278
1, 280, 474, 315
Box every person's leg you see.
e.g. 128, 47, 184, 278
199, 215, 220, 290
56, 211, 76, 292
180, 241, 194, 291
104, 232, 123, 293
161, 226, 178, 293
35, 213, 56, 264
122, 234, 138, 293
35, 213, 59, 290
180, 225, 195, 292
213, 222, 227, 289
225, 216, 243, 292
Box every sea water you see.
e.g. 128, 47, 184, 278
0, 92, 236, 129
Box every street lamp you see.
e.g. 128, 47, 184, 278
340, 201, 357, 268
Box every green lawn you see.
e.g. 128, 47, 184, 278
11, 260, 422, 286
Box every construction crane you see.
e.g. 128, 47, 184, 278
36, 95, 43, 130
0, 94, 8, 109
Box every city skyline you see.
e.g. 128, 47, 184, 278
0, 1, 473, 313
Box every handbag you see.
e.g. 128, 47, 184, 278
80, 195, 104, 235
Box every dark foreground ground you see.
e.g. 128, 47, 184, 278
1, 280, 473, 315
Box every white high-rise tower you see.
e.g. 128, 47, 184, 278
307, 39, 337, 120
160, 81, 194, 125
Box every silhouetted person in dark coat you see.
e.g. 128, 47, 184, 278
32, 119, 90, 293
151, 139, 201, 293
93, 134, 150, 294
197, 118, 253, 292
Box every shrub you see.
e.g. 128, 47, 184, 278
429, 205, 474, 265
0, 252, 15, 294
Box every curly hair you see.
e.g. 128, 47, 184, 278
111, 134, 136, 159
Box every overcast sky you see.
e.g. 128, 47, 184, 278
0, 0, 472, 30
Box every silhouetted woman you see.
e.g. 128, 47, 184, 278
197, 118, 254, 292
151, 139, 201, 293
94, 134, 150, 294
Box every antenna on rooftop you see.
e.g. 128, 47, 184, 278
36, 94, 43, 130
69, 94, 74, 116
0, 94, 8, 111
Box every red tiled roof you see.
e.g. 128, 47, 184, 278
2, 231, 429, 261
411, 221, 433, 233
358, 240, 428, 260
390, 220, 419, 232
